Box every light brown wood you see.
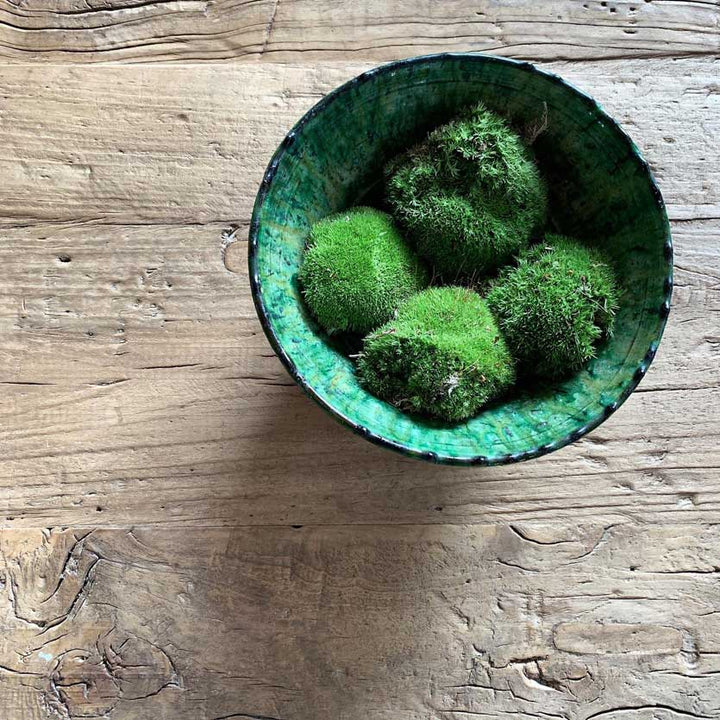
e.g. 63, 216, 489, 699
0, 0, 717, 63
2, 524, 720, 719
0, 58, 718, 224
0, 8, 719, 717
0, 59, 718, 529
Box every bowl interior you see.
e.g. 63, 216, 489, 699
250, 54, 671, 464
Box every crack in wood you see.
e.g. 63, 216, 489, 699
0, 381, 56, 386
564, 524, 619, 564
137, 363, 202, 370
509, 525, 574, 546
260, 0, 279, 56
521, 660, 567, 693
41, 532, 93, 605
37, 554, 100, 636
495, 557, 541, 573
0, 662, 45, 678
585, 705, 714, 720
211, 714, 285, 720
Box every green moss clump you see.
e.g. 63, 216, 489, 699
487, 235, 620, 380
298, 207, 428, 335
386, 102, 547, 279
357, 287, 516, 422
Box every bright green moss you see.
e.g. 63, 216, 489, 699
357, 287, 516, 423
487, 235, 620, 380
386, 103, 547, 279
298, 207, 428, 335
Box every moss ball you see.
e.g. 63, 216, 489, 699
386, 102, 547, 279
298, 207, 428, 335
357, 287, 516, 423
487, 235, 620, 380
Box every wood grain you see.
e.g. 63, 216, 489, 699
0, 59, 718, 225
2, 524, 720, 719
0, 0, 717, 63
0, 215, 718, 528
0, 58, 718, 528
0, 20, 718, 718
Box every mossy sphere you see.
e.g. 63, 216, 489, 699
357, 287, 516, 423
298, 207, 428, 335
386, 103, 547, 279
487, 235, 620, 380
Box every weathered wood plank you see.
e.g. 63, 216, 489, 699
0, 0, 717, 63
0, 6, 716, 719
0, 217, 718, 528
0, 58, 718, 528
1, 524, 720, 718
0, 59, 718, 226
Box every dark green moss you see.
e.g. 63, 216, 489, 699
298, 207, 428, 335
357, 287, 516, 422
487, 235, 620, 380
386, 103, 547, 279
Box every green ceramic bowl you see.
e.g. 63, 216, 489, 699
249, 53, 672, 465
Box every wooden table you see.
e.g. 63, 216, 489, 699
0, 2, 718, 718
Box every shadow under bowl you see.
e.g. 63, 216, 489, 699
249, 53, 672, 465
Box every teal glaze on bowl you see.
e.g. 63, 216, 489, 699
248, 53, 672, 465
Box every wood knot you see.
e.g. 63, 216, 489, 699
50, 631, 179, 717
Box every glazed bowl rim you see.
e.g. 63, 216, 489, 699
248, 51, 673, 466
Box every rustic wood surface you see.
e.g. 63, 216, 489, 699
0, 1, 719, 718
0, 0, 718, 62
